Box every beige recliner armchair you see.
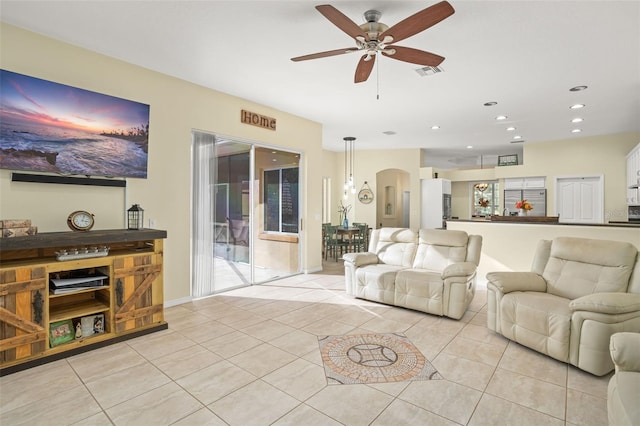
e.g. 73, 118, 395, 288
607, 332, 640, 426
344, 228, 482, 319
486, 237, 640, 376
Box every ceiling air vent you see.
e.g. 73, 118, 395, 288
415, 66, 444, 77
382, 130, 396, 135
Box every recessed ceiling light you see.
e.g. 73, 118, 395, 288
513, 135, 522, 140
570, 85, 588, 91
506, 127, 516, 131
431, 125, 440, 130
572, 129, 582, 133
484, 101, 498, 106
571, 118, 583, 123
495, 115, 508, 120
272, 158, 277, 162
466, 145, 473, 149
570, 104, 585, 109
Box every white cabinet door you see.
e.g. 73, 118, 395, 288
524, 176, 546, 188
504, 178, 524, 190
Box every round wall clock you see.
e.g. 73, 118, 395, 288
358, 188, 374, 204
67, 210, 95, 231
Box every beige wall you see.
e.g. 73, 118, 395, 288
0, 23, 324, 303
332, 149, 422, 230
438, 132, 639, 221
447, 221, 640, 280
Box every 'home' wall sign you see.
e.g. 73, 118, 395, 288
241, 109, 276, 131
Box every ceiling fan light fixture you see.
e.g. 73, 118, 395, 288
415, 66, 443, 77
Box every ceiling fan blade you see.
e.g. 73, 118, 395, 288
381, 46, 445, 66
354, 54, 376, 83
291, 47, 360, 62
379, 1, 455, 44
316, 5, 369, 41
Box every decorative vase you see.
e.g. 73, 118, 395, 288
518, 209, 527, 216
343, 217, 349, 228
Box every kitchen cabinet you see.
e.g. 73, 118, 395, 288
0, 229, 167, 375
503, 177, 545, 190
626, 143, 640, 205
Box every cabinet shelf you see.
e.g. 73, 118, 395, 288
49, 299, 110, 323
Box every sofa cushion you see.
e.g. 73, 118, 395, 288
543, 237, 636, 300
395, 269, 444, 315
355, 264, 406, 305
412, 229, 468, 270
371, 228, 417, 268
500, 291, 572, 362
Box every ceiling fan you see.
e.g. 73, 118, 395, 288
291, 1, 455, 83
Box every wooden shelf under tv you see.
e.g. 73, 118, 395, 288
0, 229, 168, 376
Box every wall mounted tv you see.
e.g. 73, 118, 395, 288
0, 69, 150, 179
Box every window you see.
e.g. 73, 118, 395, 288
473, 181, 500, 216
264, 167, 299, 233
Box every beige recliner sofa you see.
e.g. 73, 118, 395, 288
607, 332, 640, 426
343, 227, 482, 320
486, 237, 640, 376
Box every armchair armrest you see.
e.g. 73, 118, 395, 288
486, 272, 547, 293
343, 252, 379, 267
610, 332, 640, 372
443, 262, 477, 279
569, 293, 640, 315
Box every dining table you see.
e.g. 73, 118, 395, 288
337, 226, 360, 253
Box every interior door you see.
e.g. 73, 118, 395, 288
556, 176, 603, 223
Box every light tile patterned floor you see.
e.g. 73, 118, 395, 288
0, 261, 611, 425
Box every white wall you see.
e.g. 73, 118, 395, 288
0, 23, 324, 303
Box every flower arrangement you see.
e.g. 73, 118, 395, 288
515, 199, 533, 211
338, 201, 351, 222
478, 197, 489, 208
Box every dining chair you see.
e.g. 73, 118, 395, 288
324, 225, 340, 261
353, 223, 369, 252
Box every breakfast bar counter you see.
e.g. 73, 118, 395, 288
446, 219, 640, 277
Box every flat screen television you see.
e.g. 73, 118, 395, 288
0, 69, 150, 179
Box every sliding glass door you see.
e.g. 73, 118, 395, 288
191, 132, 301, 297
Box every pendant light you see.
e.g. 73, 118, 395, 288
343, 137, 356, 199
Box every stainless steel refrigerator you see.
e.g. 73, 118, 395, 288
504, 189, 547, 216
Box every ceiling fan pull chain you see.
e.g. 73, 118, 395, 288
376, 56, 380, 100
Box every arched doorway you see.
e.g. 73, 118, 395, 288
376, 169, 410, 228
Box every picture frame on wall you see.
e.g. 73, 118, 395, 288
498, 154, 518, 166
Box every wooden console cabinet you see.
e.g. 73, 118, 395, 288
0, 229, 167, 375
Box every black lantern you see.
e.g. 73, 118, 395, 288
127, 204, 144, 230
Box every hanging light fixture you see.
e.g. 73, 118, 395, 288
343, 136, 356, 199
475, 183, 489, 192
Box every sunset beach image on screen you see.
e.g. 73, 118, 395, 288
0, 69, 150, 178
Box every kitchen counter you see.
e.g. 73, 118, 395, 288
450, 218, 640, 227
446, 220, 640, 274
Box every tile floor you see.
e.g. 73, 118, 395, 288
0, 261, 611, 426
